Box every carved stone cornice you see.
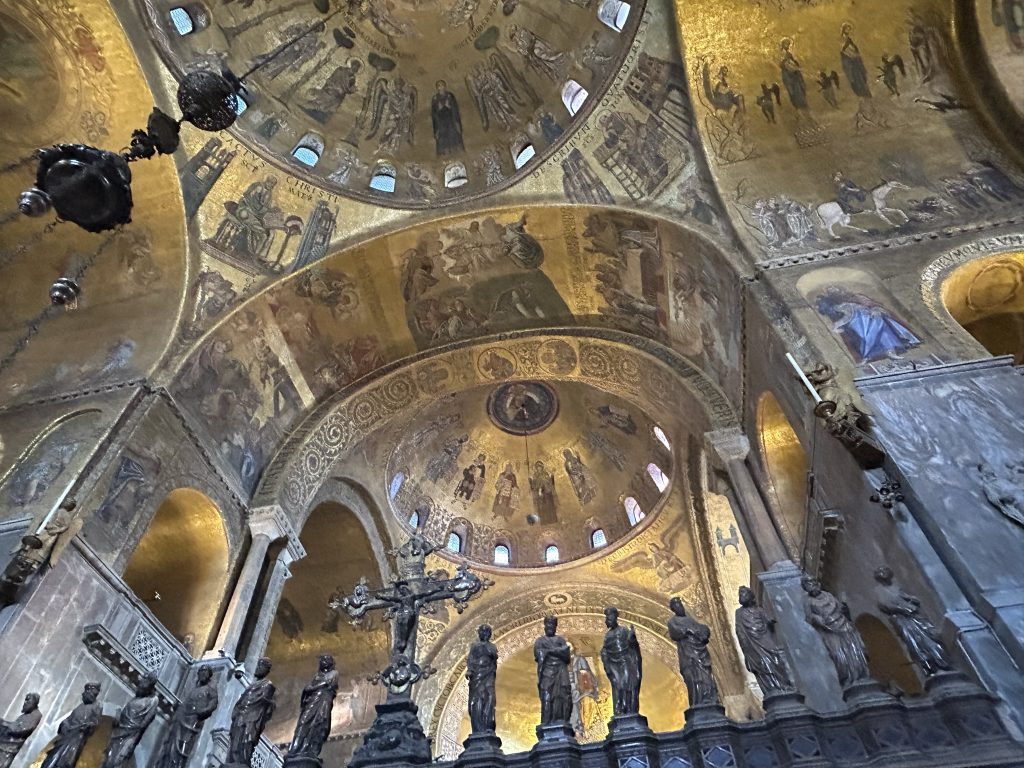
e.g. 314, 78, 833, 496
247, 504, 306, 561
705, 427, 751, 464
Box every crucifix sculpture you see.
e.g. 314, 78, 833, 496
328, 531, 491, 767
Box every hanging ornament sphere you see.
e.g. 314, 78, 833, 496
177, 70, 241, 132
50, 277, 81, 306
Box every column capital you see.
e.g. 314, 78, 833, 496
247, 504, 306, 561
705, 427, 751, 463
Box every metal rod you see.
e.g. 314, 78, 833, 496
785, 352, 822, 404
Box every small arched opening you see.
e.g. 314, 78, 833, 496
855, 614, 922, 695
444, 162, 469, 189
940, 251, 1024, 364
598, 0, 631, 31
561, 80, 590, 116
756, 392, 809, 558
494, 543, 511, 566
624, 496, 645, 526
544, 544, 560, 564
369, 162, 397, 193
168, 5, 210, 35
122, 488, 230, 652
590, 528, 607, 548
292, 133, 325, 167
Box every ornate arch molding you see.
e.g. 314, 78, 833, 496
920, 232, 1024, 336
253, 328, 738, 521
298, 476, 391, 582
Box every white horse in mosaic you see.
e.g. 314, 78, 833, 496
815, 180, 911, 239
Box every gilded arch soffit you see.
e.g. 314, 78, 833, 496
920, 232, 1024, 334
167, 203, 744, 499
254, 328, 737, 517
419, 582, 701, 754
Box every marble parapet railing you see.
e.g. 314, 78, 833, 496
444, 676, 1024, 768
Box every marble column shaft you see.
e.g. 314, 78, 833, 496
244, 550, 294, 673
706, 429, 846, 712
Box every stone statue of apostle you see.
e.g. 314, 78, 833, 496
227, 658, 276, 767
41, 683, 102, 768
802, 576, 870, 687
155, 666, 218, 768
101, 675, 159, 768
533, 615, 572, 725
666, 597, 719, 707
466, 625, 498, 733
0, 693, 42, 768
735, 586, 793, 696
286, 655, 338, 762
600, 606, 642, 716
874, 566, 951, 676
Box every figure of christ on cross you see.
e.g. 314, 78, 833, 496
328, 532, 491, 767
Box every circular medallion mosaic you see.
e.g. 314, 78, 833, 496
486, 380, 558, 435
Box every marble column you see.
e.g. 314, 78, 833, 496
705, 429, 789, 568
706, 429, 846, 712
244, 548, 296, 673
213, 507, 296, 660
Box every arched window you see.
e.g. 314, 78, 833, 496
291, 133, 324, 167
169, 7, 196, 35
512, 142, 536, 169
591, 528, 607, 548
624, 496, 644, 526
647, 463, 669, 492
233, 95, 249, 116
408, 509, 419, 528
444, 162, 469, 189
369, 162, 397, 193
447, 531, 463, 553
494, 544, 511, 566
544, 544, 560, 563
598, 0, 631, 31
561, 80, 590, 116
653, 425, 671, 451
389, 472, 405, 500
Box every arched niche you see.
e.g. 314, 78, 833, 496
122, 488, 230, 653
29, 715, 127, 768
755, 392, 808, 558
263, 500, 390, 765
855, 614, 922, 695
940, 250, 1024, 364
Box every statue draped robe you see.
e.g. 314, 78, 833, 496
735, 605, 791, 694
228, 678, 276, 765
41, 702, 102, 768
534, 635, 572, 724
101, 694, 159, 768
157, 684, 218, 768
0, 709, 41, 768
804, 591, 869, 687
289, 668, 338, 757
600, 625, 642, 715
467, 640, 498, 733
667, 615, 718, 707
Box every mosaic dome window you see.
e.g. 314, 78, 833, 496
147, 0, 645, 207
386, 380, 673, 568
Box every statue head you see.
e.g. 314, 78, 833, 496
669, 596, 686, 617
873, 566, 894, 585
319, 654, 336, 672
543, 615, 558, 636
136, 674, 157, 697
255, 657, 273, 679
436, 79, 447, 92
23, 693, 40, 713
738, 586, 755, 607
82, 683, 101, 704
197, 666, 214, 685
478, 624, 492, 642
800, 576, 821, 596
604, 606, 619, 628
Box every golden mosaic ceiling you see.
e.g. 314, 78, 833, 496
145, 0, 643, 206
387, 380, 675, 568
